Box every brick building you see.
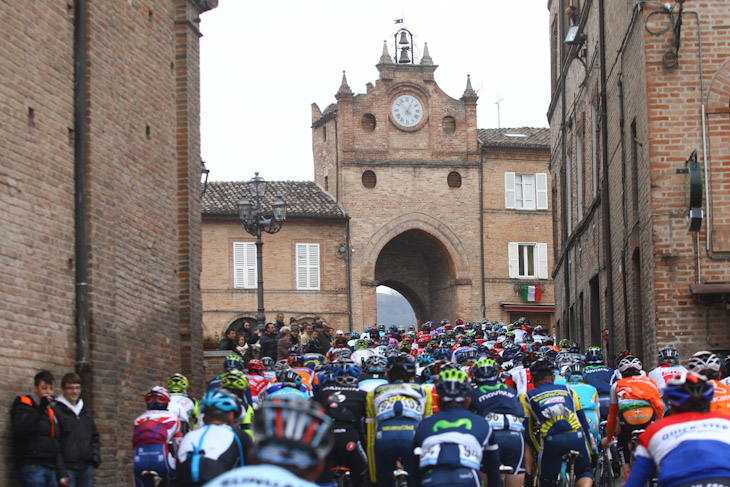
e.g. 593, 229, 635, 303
0, 1, 213, 484
548, 0, 730, 366
201, 37, 556, 334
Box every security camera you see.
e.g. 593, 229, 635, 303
197, 0, 218, 12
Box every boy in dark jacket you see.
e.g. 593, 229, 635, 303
54, 373, 101, 487
11, 370, 64, 487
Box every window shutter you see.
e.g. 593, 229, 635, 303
537, 243, 548, 279
536, 173, 548, 210
296, 244, 308, 289
505, 172, 516, 209
233, 242, 256, 289
308, 244, 320, 289
508, 242, 519, 278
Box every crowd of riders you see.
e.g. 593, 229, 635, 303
132, 318, 730, 487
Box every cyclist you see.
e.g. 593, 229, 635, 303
289, 347, 319, 394
565, 363, 600, 453
504, 352, 533, 395
261, 368, 310, 401
626, 371, 730, 487
358, 356, 389, 393
245, 359, 270, 409
520, 359, 594, 487
648, 346, 687, 395
166, 373, 198, 433
413, 369, 501, 487
366, 354, 433, 487
132, 387, 182, 487
686, 350, 730, 415
260, 356, 277, 381
582, 348, 613, 420
314, 363, 369, 487
468, 359, 526, 487
208, 355, 246, 391
176, 389, 251, 486
601, 354, 664, 479
205, 397, 334, 487
218, 370, 255, 439
352, 338, 374, 366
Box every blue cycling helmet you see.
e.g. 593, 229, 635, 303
201, 389, 242, 415
417, 354, 435, 366
277, 369, 303, 388
224, 354, 245, 372
664, 370, 714, 411
565, 363, 585, 382
585, 347, 604, 365
350, 332, 360, 339
336, 364, 362, 386
365, 356, 387, 374
433, 348, 450, 361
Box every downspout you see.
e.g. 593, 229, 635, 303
479, 146, 486, 318
560, 0, 571, 341
345, 217, 353, 332
599, 0, 616, 364
334, 119, 340, 203
74, 0, 92, 402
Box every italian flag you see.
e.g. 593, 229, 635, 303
522, 285, 541, 302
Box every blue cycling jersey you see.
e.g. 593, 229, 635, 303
583, 365, 613, 395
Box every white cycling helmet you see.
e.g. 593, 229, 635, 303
618, 355, 643, 374
687, 350, 721, 376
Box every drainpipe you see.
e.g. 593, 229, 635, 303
599, 0, 616, 364
479, 147, 486, 319
560, 0, 571, 341
74, 0, 92, 403
345, 217, 353, 332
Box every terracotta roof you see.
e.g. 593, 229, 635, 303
477, 127, 550, 149
202, 181, 347, 219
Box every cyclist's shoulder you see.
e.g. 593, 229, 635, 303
205, 464, 318, 487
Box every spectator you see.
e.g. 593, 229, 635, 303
300, 323, 313, 346
218, 328, 238, 352
277, 327, 293, 362
11, 370, 63, 487
238, 321, 259, 346
306, 327, 324, 354
274, 313, 286, 333
235, 334, 253, 364
318, 324, 333, 352
54, 373, 101, 487
290, 325, 301, 346
259, 323, 279, 361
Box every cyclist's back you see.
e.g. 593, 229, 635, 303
133, 388, 182, 487
565, 364, 600, 452
648, 346, 687, 395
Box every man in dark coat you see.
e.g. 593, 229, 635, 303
54, 373, 101, 487
218, 327, 238, 352
258, 322, 279, 360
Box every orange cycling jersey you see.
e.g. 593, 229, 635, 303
293, 367, 318, 392
710, 380, 730, 416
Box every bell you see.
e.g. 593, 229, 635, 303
399, 31, 409, 45
398, 47, 411, 64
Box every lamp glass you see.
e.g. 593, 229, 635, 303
249, 173, 266, 198
237, 198, 253, 223
272, 195, 286, 222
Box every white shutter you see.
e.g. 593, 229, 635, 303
536, 173, 548, 210
537, 243, 548, 279
508, 242, 519, 278
233, 242, 256, 289
522, 174, 535, 210
308, 244, 320, 289
296, 244, 308, 289
505, 172, 516, 209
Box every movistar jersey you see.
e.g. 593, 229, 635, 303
468, 381, 524, 431
583, 365, 613, 395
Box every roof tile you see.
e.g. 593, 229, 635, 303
477, 127, 550, 149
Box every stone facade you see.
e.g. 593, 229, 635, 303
548, 0, 730, 367
0, 1, 211, 484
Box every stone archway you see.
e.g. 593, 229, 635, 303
374, 229, 457, 324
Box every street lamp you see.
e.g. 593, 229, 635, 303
237, 172, 286, 330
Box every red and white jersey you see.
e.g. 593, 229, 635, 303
246, 374, 269, 399
168, 394, 196, 428
648, 364, 687, 394
352, 349, 375, 367
133, 409, 182, 448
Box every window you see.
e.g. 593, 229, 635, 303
508, 242, 548, 279
233, 242, 256, 289
296, 243, 320, 290
447, 171, 462, 188
362, 170, 376, 189
576, 128, 584, 222
505, 173, 548, 210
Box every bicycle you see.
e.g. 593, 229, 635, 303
558, 450, 581, 487
500, 465, 514, 487
393, 468, 408, 487
595, 421, 617, 487
630, 429, 658, 487
331, 466, 352, 487
140, 470, 162, 487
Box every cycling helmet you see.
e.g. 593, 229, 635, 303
165, 373, 189, 392
336, 365, 362, 386
247, 359, 265, 373
399, 342, 412, 353
365, 355, 387, 374
663, 370, 714, 411
529, 359, 555, 377
277, 369, 303, 388
433, 348, 451, 361
377, 324, 386, 332
568, 343, 581, 354
355, 339, 369, 351
533, 325, 545, 336
350, 332, 360, 339
559, 339, 571, 350
565, 363, 585, 382
422, 322, 432, 331
302, 353, 325, 370
407, 325, 416, 332
224, 354, 245, 372
200, 388, 242, 415
386, 354, 416, 381
261, 356, 275, 370
585, 347, 604, 366
335, 348, 353, 360
471, 358, 500, 383
618, 355, 643, 375
145, 386, 171, 410
417, 354, 435, 366
417, 335, 431, 347
687, 350, 722, 379
658, 346, 680, 365
288, 346, 304, 366
221, 369, 249, 392
435, 368, 471, 403
254, 396, 334, 469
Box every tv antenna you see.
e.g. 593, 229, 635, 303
495, 97, 504, 129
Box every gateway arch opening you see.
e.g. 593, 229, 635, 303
374, 229, 456, 325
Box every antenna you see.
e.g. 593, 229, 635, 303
495, 97, 504, 129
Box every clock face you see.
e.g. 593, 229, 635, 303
391, 94, 424, 128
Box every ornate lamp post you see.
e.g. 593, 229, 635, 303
237, 172, 286, 330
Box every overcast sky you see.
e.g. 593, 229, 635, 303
200, 1, 551, 183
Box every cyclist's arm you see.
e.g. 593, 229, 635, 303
480, 430, 501, 487
624, 453, 653, 487
519, 395, 540, 451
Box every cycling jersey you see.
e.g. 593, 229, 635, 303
505, 365, 533, 395
133, 410, 182, 487
627, 412, 730, 487
246, 374, 269, 408
567, 381, 600, 452
648, 364, 687, 395
352, 349, 374, 367
261, 383, 310, 401
357, 374, 388, 393
709, 380, 730, 416
413, 407, 501, 487
583, 365, 613, 395
176, 423, 251, 486
293, 367, 319, 394
204, 464, 320, 487
169, 393, 197, 433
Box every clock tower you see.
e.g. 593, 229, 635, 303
312, 33, 483, 328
